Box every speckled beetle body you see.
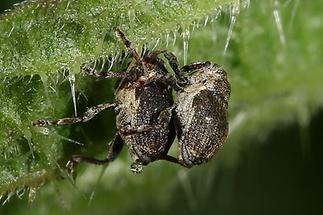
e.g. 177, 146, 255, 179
164, 53, 230, 168
114, 50, 176, 173
34, 29, 177, 174
175, 63, 230, 167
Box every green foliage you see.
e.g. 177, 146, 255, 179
1, 0, 323, 214
0, 0, 239, 200
0, 0, 238, 77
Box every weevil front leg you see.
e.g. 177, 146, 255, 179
164, 51, 212, 80
163, 52, 181, 77
33, 103, 116, 127
163, 52, 187, 85
181, 61, 212, 72
81, 29, 144, 80
66, 133, 124, 176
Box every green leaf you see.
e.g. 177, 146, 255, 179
1, 0, 323, 213
0, 0, 239, 200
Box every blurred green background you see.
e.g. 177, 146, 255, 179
1, 0, 323, 214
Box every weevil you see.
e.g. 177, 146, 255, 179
33, 29, 178, 174
164, 52, 230, 168
33, 30, 230, 174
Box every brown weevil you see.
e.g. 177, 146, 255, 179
164, 52, 231, 168
33, 29, 178, 174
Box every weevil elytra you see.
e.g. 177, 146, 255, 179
33, 29, 178, 174
164, 52, 230, 168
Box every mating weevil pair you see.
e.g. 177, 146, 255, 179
33, 29, 230, 175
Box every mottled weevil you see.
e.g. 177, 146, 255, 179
33, 29, 178, 174
164, 52, 230, 168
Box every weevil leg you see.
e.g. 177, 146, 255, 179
119, 125, 156, 135
163, 52, 188, 85
146, 74, 177, 88
146, 49, 167, 59
163, 52, 184, 80
33, 103, 116, 127
164, 52, 212, 76
115, 28, 142, 65
158, 106, 174, 126
143, 49, 167, 67
119, 106, 174, 136
66, 133, 124, 175
130, 162, 144, 174
80, 65, 128, 79
119, 122, 168, 136
106, 133, 124, 161
181, 61, 212, 72
159, 155, 189, 168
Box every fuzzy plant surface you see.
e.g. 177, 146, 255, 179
0, 0, 240, 201
1, 0, 323, 214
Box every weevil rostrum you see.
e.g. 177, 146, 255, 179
33, 29, 230, 174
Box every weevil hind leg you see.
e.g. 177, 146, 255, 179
157, 108, 186, 168
159, 155, 189, 168
66, 133, 124, 176
106, 133, 124, 161
33, 103, 116, 127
